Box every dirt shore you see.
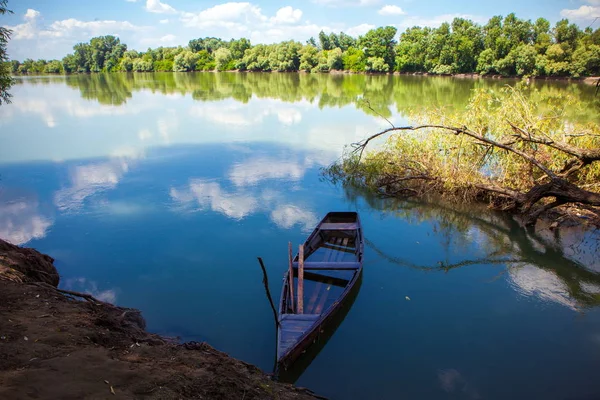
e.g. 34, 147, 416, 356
0, 239, 319, 400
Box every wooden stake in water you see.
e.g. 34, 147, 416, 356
297, 244, 304, 314
288, 242, 295, 313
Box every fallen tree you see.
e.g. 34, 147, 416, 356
327, 85, 600, 225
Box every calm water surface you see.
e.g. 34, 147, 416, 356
1, 73, 600, 400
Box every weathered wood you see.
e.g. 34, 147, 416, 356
288, 242, 295, 313
319, 222, 358, 230
302, 271, 350, 288
297, 244, 304, 314
277, 211, 364, 367
292, 261, 361, 270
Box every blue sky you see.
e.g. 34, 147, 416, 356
3, 0, 599, 60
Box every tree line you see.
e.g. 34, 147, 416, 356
7, 13, 600, 78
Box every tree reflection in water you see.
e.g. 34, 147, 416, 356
343, 184, 600, 310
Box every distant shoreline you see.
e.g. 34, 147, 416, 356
12, 70, 600, 85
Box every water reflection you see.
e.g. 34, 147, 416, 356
10, 72, 600, 120
350, 187, 600, 310
0, 191, 52, 245
64, 277, 118, 303
54, 158, 133, 212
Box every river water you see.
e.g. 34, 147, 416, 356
1, 73, 599, 400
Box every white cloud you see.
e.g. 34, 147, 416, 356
145, 0, 177, 14
560, 5, 600, 19
65, 278, 117, 303
509, 265, 577, 311
378, 5, 405, 16
170, 180, 258, 219
159, 19, 170, 24
0, 198, 52, 246
228, 157, 307, 186
181, 2, 268, 29
346, 23, 375, 37
24, 9, 41, 20
7, 9, 145, 41
271, 6, 303, 24
312, 0, 380, 6
141, 33, 178, 46
54, 159, 131, 212
271, 205, 318, 231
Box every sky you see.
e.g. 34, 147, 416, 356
2, 0, 599, 60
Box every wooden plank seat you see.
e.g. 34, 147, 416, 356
292, 261, 361, 270
318, 222, 358, 231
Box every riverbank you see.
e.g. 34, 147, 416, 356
0, 239, 319, 400
12, 70, 600, 85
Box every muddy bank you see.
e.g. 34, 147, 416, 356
0, 239, 319, 400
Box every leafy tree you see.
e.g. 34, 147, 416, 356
229, 38, 251, 60
1, 0, 13, 104
173, 50, 201, 72
318, 31, 332, 50
271, 41, 302, 71
242, 44, 272, 71
338, 32, 357, 51
214, 47, 233, 71
395, 26, 430, 72
533, 18, 552, 54
359, 26, 397, 71
299, 45, 319, 71
476, 48, 496, 74
44, 60, 63, 74
188, 37, 226, 53
89, 35, 126, 72
327, 48, 343, 70
342, 47, 366, 72
365, 56, 389, 72
570, 45, 600, 77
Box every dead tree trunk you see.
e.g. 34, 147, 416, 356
344, 123, 600, 225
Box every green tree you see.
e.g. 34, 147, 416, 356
1, 0, 13, 104
173, 50, 201, 72
269, 41, 302, 71
214, 47, 233, 71
338, 32, 357, 51
229, 38, 251, 60
299, 45, 319, 71
365, 56, 389, 72
327, 47, 343, 70
342, 47, 366, 72
359, 26, 397, 71
44, 60, 63, 74
318, 30, 332, 50
188, 37, 226, 53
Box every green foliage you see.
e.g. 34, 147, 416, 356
365, 57, 389, 72
214, 47, 233, 71
327, 48, 343, 70
8, 14, 600, 78
330, 85, 600, 203
0, 0, 12, 104
359, 26, 397, 71
342, 47, 366, 72
44, 60, 63, 74
188, 37, 226, 53
299, 45, 319, 71
173, 50, 200, 72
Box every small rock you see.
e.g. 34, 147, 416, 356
23, 336, 28, 341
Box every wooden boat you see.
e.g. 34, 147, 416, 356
277, 211, 363, 369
